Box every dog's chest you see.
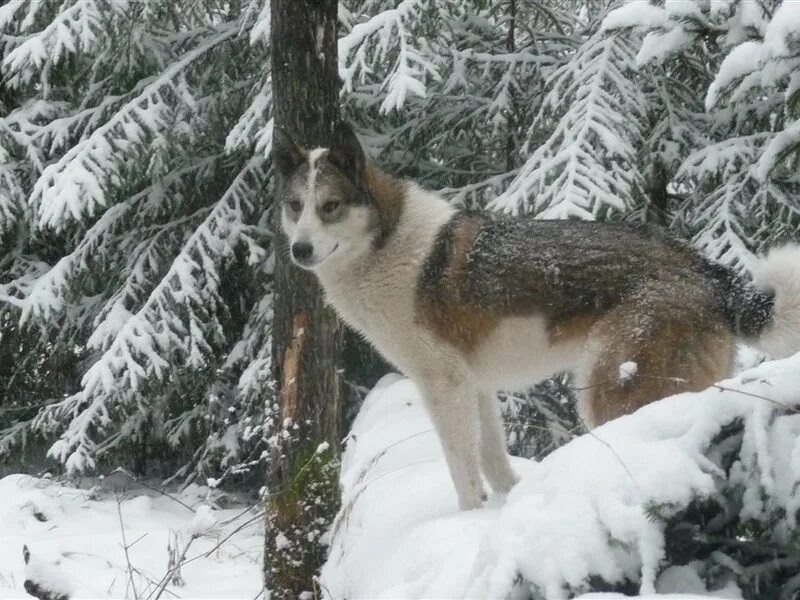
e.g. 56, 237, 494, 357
322, 258, 429, 370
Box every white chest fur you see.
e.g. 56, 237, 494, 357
317, 186, 455, 372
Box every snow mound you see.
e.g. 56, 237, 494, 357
0, 475, 262, 599
189, 504, 218, 536
321, 357, 800, 599
23, 544, 72, 600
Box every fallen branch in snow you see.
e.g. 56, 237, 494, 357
136, 480, 197, 514
93, 469, 197, 515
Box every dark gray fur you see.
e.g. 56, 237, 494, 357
419, 212, 774, 339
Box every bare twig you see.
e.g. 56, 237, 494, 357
573, 372, 688, 393
711, 384, 800, 414
149, 534, 197, 600
116, 494, 140, 600
166, 532, 186, 588
218, 503, 260, 527
136, 480, 197, 514
0, 570, 14, 589
577, 415, 641, 494
146, 510, 264, 600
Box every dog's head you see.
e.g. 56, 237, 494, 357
274, 123, 376, 273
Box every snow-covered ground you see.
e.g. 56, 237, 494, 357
321, 355, 800, 599
0, 475, 263, 599
3, 354, 798, 599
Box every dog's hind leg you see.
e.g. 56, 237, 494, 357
578, 288, 736, 428
418, 374, 485, 510
478, 390, 519, 494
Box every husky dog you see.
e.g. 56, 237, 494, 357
275, 124, 800, 511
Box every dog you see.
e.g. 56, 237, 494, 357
275, 123, 800, 511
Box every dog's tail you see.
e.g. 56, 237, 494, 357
747, 244, 800, 359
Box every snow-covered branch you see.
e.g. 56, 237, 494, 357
39, 157, 265, 472
490, 32, 646, 218
33, 24, 238, 230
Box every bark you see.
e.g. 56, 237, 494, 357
265, 1, 345, 597
646, 160, 670, 226
505, 0, 518, 173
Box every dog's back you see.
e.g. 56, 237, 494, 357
416, 212, 780, 426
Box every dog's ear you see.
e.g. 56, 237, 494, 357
273, 127, 305, 176
329, 122, 366, 189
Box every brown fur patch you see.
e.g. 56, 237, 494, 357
364, 164, 405, 248
417, 216, 500, 353
583, 284, 736, 426
548, 313, 599, 346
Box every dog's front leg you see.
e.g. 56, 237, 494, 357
417, 375, 485, 510
478, 389, 519, 494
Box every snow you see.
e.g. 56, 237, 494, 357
601, 2, 665, 31
579, 596, 712, 600
37, 156, 266, 474
706, 2, 799, 112
188, 504, 217, 536
618, 361, 638, 382
761, 0, 800, 59
655, 564, 740, 597
3, 356, 799, 599
23, 545, 73, 600
705, 41, 760, 110
321, 355, 800, 599
488, 33, 647, 219
0, 476, 262, 599
337, 0, 439, 112
664, 0, 704, 20
725, 0, 769, 46
636, 28, 695, 67
756, 119, 800, 180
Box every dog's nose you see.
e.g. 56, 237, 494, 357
291, 241, 314, 262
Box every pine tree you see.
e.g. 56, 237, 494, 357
0, 0, 274, 482
604, 0, 800, 271
489, 26, 648, 219
339, 0, 579, 205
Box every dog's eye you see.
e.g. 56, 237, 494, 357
288, 200, 302, 213
322, 201, 341, 214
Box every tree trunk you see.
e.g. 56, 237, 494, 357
265, 1, 344, 597
504, 0, 517, 173
646, 160, 669, 226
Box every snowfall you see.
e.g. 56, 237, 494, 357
2, 351, 799, 599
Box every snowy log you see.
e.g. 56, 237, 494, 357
322, 354, 800, 598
